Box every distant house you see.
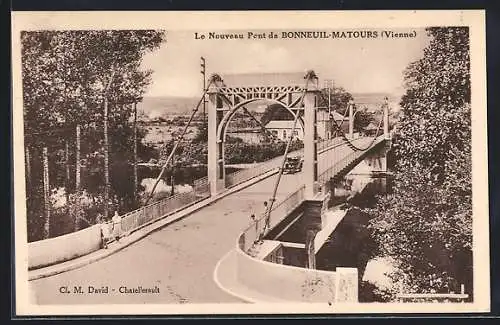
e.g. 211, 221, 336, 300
264, 120, 304, 141
263, 110, 349, 142
319, 110, 350, 139
226, 128, 266, 144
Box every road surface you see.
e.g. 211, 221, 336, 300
31, 173, 303, 304
30, 137, 376, 305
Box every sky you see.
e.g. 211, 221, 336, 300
140, 28, 430, 98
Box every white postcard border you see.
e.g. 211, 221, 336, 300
11, 10, 489, 315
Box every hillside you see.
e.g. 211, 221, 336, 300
351, 92, 402, 112
137, 96, 200, 119
137, 92, 402, 121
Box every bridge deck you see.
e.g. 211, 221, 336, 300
30, 136, 384, 304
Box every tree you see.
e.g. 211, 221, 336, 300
368, 27, 472, 295
319, 86, 353, 114
353, 107, 374, 132
260, 84, 354, 126
22, 30, 165, 239
260, 103, 295, 125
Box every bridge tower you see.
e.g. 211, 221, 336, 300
383, 96, 390, 139
303, 76, 320, 200
348, 100, 355, 139
301, 74, 325, 269
206, 73, 310, 197
207, 76, 226, 196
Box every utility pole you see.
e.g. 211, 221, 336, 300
201, 57, 207, 131
324, 79, 334, 139
324, 79, 334, 114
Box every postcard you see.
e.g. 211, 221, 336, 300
12, 10, 489, 315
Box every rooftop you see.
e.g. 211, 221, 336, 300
264, 120, 304, 130
330, 111, 349, 121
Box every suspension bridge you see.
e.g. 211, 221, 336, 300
28, 71, 391, 304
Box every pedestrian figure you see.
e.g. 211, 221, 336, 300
256, 201, 269, 243
112, 210, 122, 242
263, 201, 270, 229
101, 221, 111, 249
96, 213, 108, 249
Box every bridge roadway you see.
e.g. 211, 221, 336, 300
30, 137, 377, 304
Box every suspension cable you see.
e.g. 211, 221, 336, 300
240, 106, 280, 141
331, 104, 350, 138
261, 103, 303, 237
318, 91, 385, 151
143, 80, 214, 206
217, 93, 280, 142
260, 81, 309, 237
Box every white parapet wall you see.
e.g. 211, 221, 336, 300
236, 246, 342, 303
28, 224, 102, 270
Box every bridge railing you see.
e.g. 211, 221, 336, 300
317, 137, 344, 152
225, 161, 278, 188
225, 148, 304, 188
120, 136, 375, 239
193, 176, 210, 193
239, 185, 305, 253
226, 136, 354, 188
317, 150, 360, 185
317, 136, 384, 185
120, 178, 210, 235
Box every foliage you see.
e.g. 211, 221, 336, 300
368, 27, 472, 294
193, 122, 208, 143
259, 84, 353, 127
67, 191, 104, 230
225, 139, 303, 164
260, 103, 295, 125
159, 134, 304, 167
359, 281, 393, 302
22, 30, 164, 135
319, 86, 354, 113
22, 30, 165, 239
353, 107, 374, 132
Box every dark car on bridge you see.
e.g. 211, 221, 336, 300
283, 156, 303, 174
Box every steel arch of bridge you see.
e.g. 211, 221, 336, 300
207, 74, 320, 198
217, 85, 306, 109
216, 97, 305, 144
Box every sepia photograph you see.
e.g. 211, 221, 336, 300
11, 10, 489, 315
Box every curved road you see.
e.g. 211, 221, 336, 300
31, 137, 375, 305
31, 173, 303, 304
